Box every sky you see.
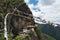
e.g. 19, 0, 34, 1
25, 0, 60, 24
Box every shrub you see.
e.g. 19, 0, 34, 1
34, 27, 42, 40
14, 35, 29, 40
0, 35, 5, 40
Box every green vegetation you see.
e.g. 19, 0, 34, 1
0, 35, 5, 40
0, 0, 57, 40
41, 33, 56, 40
0, 34, 13, 40
35, 26, 42, 40
28, 30, 34, 36
0, 25, 56, 40
15, 35, 29, 40
0, 13, 4, 17
35, 26, 56, 40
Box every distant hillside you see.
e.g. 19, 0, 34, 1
38, 24, 60, 40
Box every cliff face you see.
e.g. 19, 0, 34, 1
5, 3, 35, 38
10, 3, 35, 33
0, 0, 36, 39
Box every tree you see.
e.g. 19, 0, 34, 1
0, 0, 24, 40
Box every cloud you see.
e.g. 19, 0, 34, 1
39, 0, 55, 6
38, 0, 60, 24
25, 0, 60, 24
24, 0, 30, 3
32, 7, 40, 12
25, 1, 41, 17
